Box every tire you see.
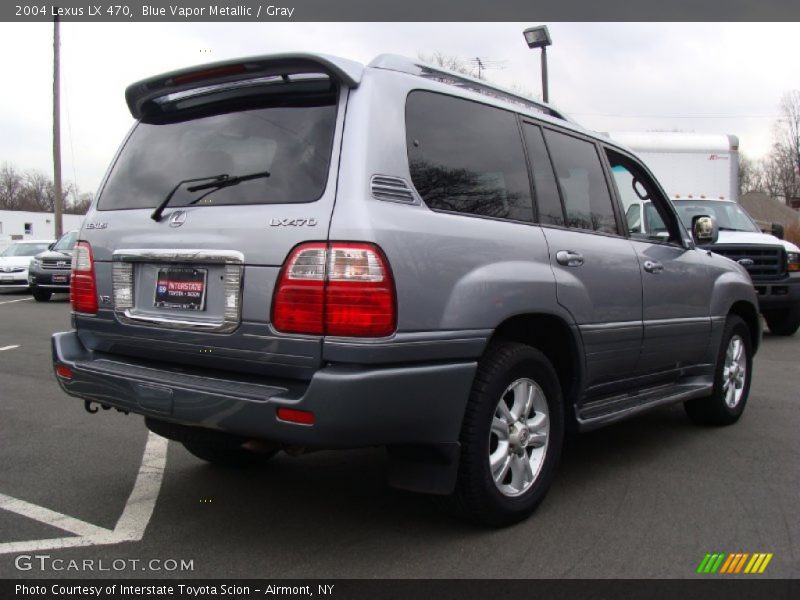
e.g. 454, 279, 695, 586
453, 342, 564, 527
182, 439, 279, 467
684, 315, 752, 426
31, 288, 52, 302
763, 305, 800, 336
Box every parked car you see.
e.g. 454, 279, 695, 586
52, 53, 760, 526
28, 230, 78, 301
0, 240, 54, 291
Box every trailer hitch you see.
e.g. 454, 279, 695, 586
84, 400, 129, 415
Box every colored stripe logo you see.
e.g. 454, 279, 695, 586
697, 552, 773, 574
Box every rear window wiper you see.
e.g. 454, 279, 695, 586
151, 174, 229, 222
186, 170, 270, 207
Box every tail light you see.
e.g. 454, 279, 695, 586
272, 242, 396, 337
70, 241, 98, 314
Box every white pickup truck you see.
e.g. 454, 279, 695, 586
609, 131, 800, 335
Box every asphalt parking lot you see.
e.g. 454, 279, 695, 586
0, 291, 798, 579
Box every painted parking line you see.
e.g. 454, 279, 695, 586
0, 345, 20, 352
0, 297, 33, 306
0, 432, 168, 554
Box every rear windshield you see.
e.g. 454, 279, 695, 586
98, 100, 337, 210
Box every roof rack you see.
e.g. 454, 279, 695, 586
369, 54, 569, 122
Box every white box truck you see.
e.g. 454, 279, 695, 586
609, 131, 800, 335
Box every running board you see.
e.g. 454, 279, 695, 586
577, 382, 712, 431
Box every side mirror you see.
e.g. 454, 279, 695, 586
772, 223, 785, 240
692, 215, 718, 245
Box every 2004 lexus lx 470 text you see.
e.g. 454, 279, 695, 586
52, 53, 760, 525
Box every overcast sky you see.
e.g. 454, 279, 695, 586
1, 22, 799, 196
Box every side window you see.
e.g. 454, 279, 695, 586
543, 130, 618, 234
625, 202, 641, 233
521, 123, 564, 226
24, 223, 33, 235
605, 149, 680, 244
406, 91, 533, 222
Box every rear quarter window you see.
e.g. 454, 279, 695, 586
405, 91, 533, 223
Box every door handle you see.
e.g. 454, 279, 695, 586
643, 260, 664, 274
556, 250, 584, 267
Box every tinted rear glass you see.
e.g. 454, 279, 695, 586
406, 91, 533, 222
98, 100, 337, 210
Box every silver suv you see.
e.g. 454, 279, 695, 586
52, 53, 760, 526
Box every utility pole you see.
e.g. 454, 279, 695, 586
53, 14, 63, 238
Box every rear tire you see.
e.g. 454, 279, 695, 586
31, 288, 52, 302
684, 315, 752, 426
763, 305, 800, 336
453, 342, 563, 527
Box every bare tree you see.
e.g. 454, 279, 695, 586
417, 52, 479, 79
761, 90, 800, 204
738, 153, 762, 196
0, 162, 24, 210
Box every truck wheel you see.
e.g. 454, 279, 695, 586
32, 288, 52, 302
763, 306, 800, 336
684, 315, 752, 426
453, 342, 563, 527
182, 439, 279, 467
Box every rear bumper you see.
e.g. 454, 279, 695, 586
52, 330, 476, 448
754, 274, 800, 311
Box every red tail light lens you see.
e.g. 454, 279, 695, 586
70, 241, 98, 314
272, 242, 396, 337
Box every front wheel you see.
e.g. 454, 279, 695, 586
763, 305, 800, 336
31, 288, 52, 302
453, 342, 564, 527
684, 315, 752, 426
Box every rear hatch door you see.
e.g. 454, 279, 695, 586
78, 55, 358, 379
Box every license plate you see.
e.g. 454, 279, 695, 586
154, 267, 207, 311
52, 275, 67, 284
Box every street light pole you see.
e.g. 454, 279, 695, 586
523, 25, 553, 104
53, 14, 63, 239
540, 46, 549, 103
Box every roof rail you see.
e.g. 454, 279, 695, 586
125, 53, 363, 119
368, 54, 569, 122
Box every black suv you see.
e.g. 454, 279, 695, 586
29, 230, 78, 301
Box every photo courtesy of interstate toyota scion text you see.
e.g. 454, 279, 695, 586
52, 52, 760, 526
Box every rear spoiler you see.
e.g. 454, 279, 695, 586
125, 53, 363, 119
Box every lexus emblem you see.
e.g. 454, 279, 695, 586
169, 211, 187, 228
737, 258, 754, 267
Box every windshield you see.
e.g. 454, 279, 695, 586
1, 243, 51, 257
673, 200, 760, 233
52, 231, 78, 252
98, 100, 337, 210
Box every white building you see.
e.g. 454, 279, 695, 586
0, 210, 85, 248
